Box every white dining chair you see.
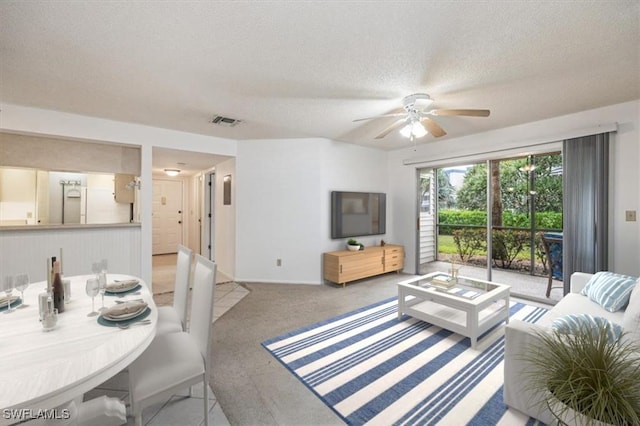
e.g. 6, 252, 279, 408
128, 255, 216, 426
156, 244, 192, 335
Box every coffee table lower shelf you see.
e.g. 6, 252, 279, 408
401, 299, 508, 347
397, 275, 510, 349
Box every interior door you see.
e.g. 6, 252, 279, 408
152, 179, 183, 255
201, 172, 216, 260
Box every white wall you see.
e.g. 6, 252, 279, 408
320, 140, 391, 250
0, 225, 142, 281
388, 100, 640, 277
235, 138, 388, 284
214, 158, 236, 279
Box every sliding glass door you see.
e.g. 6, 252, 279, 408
418, 151, 563, 301
436, 163, 489, 277
489, 153, 563, 280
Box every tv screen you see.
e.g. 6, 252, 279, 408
331, 191, 386, 239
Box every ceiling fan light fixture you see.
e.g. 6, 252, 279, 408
353, 93, 489, 141
164, 168, 181, 177
400, 121, 428, 139
403, 93, 433, 109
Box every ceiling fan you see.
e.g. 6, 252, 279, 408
353, 93, 490, 140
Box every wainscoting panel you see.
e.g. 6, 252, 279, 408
0, 225, 142, 282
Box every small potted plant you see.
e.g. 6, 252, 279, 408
522, 323, 640, 425
347, 239, 362, 251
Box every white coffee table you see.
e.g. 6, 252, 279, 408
397, 272, 510, 348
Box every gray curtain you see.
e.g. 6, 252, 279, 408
562, 132, 609, 294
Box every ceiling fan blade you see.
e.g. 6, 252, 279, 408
420, 117, 447, 138
353, 112, 406, 122
374, 118, 406, 139
430, 109, 490, 117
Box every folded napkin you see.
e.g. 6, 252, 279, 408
102, 301, 147, 320
106, 279, 139, 292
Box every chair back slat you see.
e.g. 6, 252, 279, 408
173, 245, 193, 329
189, 255, 216, 363
542, 233, 563, 280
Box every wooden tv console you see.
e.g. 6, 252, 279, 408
323, 244, 404, 287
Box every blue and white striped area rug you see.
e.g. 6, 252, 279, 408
262, 297, 547, 425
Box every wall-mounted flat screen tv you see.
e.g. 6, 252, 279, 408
331, 191, 386, 239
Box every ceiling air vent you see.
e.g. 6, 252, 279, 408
210, 115, 242, 127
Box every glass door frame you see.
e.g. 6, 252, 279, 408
423, 151, 563, 288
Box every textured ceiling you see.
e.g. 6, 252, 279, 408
1, 1, 639, 151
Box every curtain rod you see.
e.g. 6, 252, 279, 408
402, 122, 618, 166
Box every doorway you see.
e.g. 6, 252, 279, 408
152, 179, 184, 255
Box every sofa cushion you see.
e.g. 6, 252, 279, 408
581, 271, 637, 312
535, 293, 625, 329
622, 279, 640, 346
552, 313, 622, 343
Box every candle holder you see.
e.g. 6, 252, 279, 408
449, 261, 461, 283
42, 308, 58, 332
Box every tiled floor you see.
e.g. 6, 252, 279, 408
83, 255, 249, 425
420, 260, 562, 305
213, 282, 250, 322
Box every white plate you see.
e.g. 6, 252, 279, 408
103, 307, 146, 322
105, 281, 140, 293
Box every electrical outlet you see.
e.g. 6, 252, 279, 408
625, 210, 637, 222
276, 259, 282, 267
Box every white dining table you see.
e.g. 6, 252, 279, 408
0, 274, 157, 424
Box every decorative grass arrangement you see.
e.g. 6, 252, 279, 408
522, 323, 640, 425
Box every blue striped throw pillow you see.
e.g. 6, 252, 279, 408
581, 271, 638, 312
552, 314, 622, 343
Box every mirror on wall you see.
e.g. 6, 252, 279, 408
0, 166, 140, 226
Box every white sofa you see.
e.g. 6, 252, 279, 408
503, 271, 640, 424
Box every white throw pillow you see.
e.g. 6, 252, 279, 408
581, 271, 638, 312
622, 278, 640, 347
552, 313, 622, 343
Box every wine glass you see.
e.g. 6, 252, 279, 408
98, 259, 109, 311
91, 261, 104, 308
98, 271, 107, 311
86, 278, 100, 317
15, 273, 29, 308
91, 262, 101, 278
101, 259, 108, 277
3, 275, 15, 314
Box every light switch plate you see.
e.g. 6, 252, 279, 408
625, 210, 636, 222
